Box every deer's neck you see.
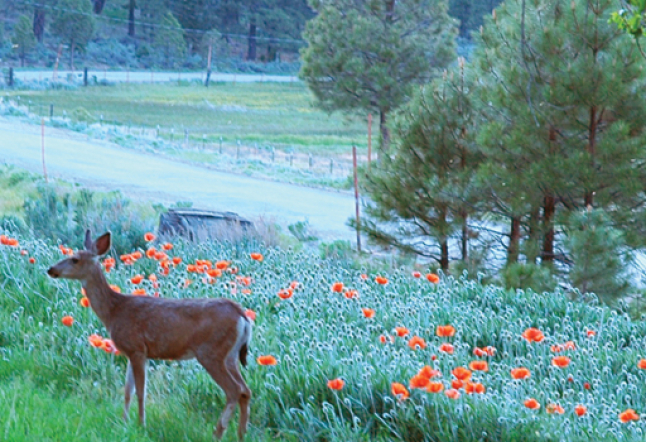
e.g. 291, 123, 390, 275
82, 264, 118, 328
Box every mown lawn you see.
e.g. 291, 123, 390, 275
2, 225, 646, 441
4, 82, 372, 156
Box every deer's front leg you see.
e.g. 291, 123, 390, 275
129, 354, 148, 425
123, 360, 136, 422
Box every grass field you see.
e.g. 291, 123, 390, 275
4, 82, 372, 157
2, 219, 646, 441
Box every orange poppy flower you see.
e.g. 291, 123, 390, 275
426, 273, 440, 283
469, 361, 489, 372
28, 257, 35, 264
109, 284, 121, 293
426, 382, 444, 393
412, 271, 421, 278
101, 339, 117, 354
511, 367, 531, 380
524, 398, 540, 410
638, 359, 646, 370
408, 336, 426, 350
444, 389, 460, 399
172, 256, 182, 265
473, 346, 496, 357
409, 374, 430, 389
552, 356, 571, 368
257, 355, 277, 366
551, 341, 576, 353
130, 274, 144, 284
250, 253, 263, 261
245, 309, 256, 321
361, 308, 375, 318
465, 382, 485, 394
452, 367, 472, 381
207, 268, 222, 278
546, 403, 565, 415
131, 251, 143, 260
587, 330, 596, 337
375, 276, 388, 285
451, 379, 464, 389
575, 405, 587, 417
144, 232, 156, 242
148, 274, 158, 282
584, 382, 591, 390
379, 335, 394, 344
360, 274, 368, 280
344, 289, 359, 299
160, 267, 170, 276
395, 327, 410, 337
278, 288, 293, 300
146, 247, 156, 258
439, 343, 454, 354
20, 249, 27, 255
619, 409, 640, 423
418, 366, 441, 379
522, 327, 544, 343
187, 264, 197, 273
88, 334, 103, 347
132, 288, 147, 296
0, 235, 8, 245
80, 297, 90, 308
154, 251, 168, 261
391, 382, 409, 400
289, 281, 299, 290
61, 315, 74, 327
162, 243, 173, 250
331, 282, 344, 293
242, 289, 252, 295
215, 260, 228, 270
436, 325, 456, 337
327, 378, 345, 391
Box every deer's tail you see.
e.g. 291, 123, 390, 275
237, 316, 253, 368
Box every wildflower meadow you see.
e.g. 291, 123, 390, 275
2, 230, 646, 441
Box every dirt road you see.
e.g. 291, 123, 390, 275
0, 118, 355, 241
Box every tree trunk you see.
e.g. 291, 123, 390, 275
33, 8, 45, 43
440, 240, 449, 272
542, 194, 555, 263
379, 110, 390, 155
247, 17, 257, 61
93, 0, 107, 14
526, 207, 541, 264
20, 51, 25, 68
70, 41, 75, 70
128, 0, 136, 37
585, 105, 598, 208
507, 216, 521, 265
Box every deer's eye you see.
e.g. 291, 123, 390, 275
71, 258, 79, 264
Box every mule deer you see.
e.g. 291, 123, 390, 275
47, 231, 252, 440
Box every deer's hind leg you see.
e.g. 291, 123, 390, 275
197, 354, 245, 440
123, 360, 136, 421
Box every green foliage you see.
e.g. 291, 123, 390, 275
448, 0, 502, 38
358, 62, 480, 270
21, 184, 158, 255
153, 11, 187, 67
564, 208, 632, 305
12, 15, 36, 65
610, 0, 646, 38
318, 239, 353, 260
288, 220, 318, 242
300, 0, 457, 151
50, 0, 95, 68
500, 262, 557, 293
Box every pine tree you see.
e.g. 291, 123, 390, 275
564, 208, 632, 305
473, 0, 646, 271
51, 0, 95, 69
153, 11, 186, 67
357, 60, 480, 271
12, 15, 36, 67
300, 0, 457, 154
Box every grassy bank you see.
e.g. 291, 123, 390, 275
1, 223, 646, 441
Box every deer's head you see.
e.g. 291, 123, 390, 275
47, 230, 111, 280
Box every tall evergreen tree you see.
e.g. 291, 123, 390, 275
153, 10, 186, 67
12, 14, 36, 67
300, 0, 457, 154
357, 60, 480, 271
51, 0, 95, 69
473, 0, 646, 269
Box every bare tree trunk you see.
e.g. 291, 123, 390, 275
440, 240, 449, 272
379, 110, 390, 155
507, 216, 521, 265
247, 17, 257, 61
93, 0, 107, 14
542, 195, 555, 263
33, 8, 45, 43
128, 0, 136, 37
526, 207, 540, 264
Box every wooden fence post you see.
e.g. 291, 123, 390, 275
353, 145, 361, 252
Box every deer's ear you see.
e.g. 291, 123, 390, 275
84, 229, 94, 252
94, 232, 111, 256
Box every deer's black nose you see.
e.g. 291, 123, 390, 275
47, 267, 59, 278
